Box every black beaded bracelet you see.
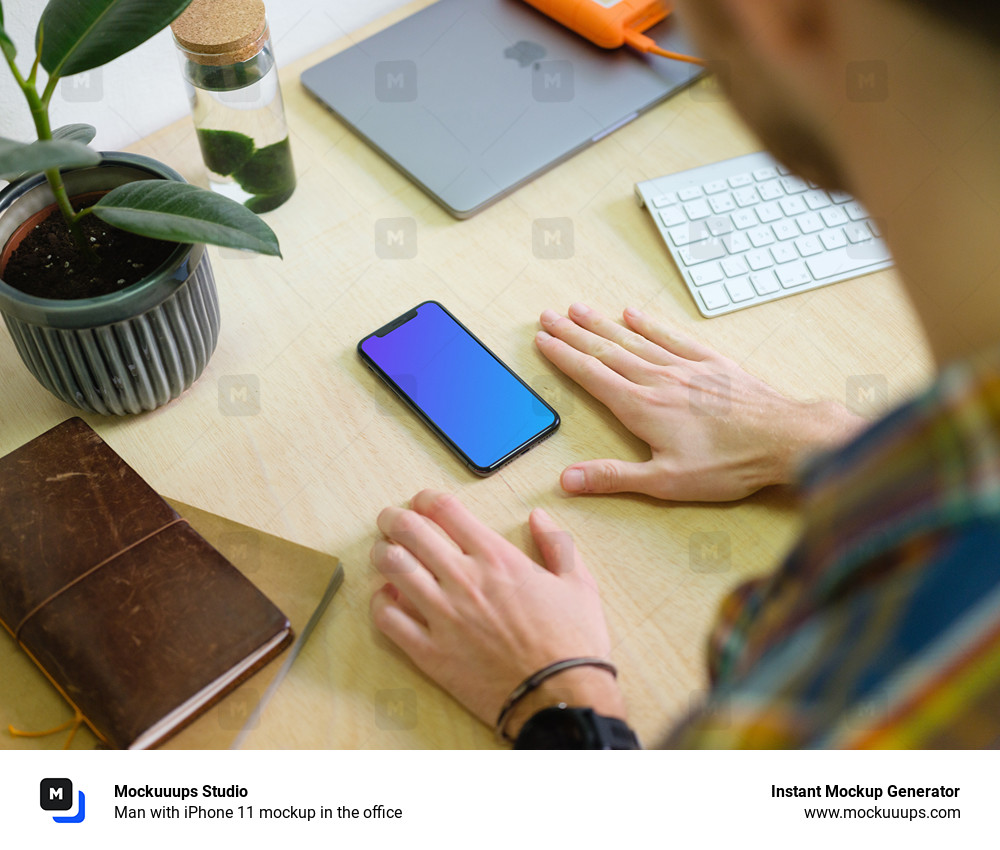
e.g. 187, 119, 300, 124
495, 657, 618, 743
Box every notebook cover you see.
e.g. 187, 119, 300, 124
0, 418, 292, 749
1, 498, 342, 750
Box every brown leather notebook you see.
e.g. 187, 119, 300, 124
0, 418, 292, 749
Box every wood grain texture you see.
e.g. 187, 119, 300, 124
0, 0, 933, 749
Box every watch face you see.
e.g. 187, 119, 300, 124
514, 707, 639, 749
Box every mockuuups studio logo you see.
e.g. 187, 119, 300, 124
59, 69, 103, 103
375, 689, 417, 730
533, 60, 574, 102
846, 374, 888, 418
218, 374, 261, 416
690, 531, 731, 573
374, 60, 417, 102
846, 60, 888, 102
533, 218, 574, 259
375, 218, 417, 259
40, 778, 86, 823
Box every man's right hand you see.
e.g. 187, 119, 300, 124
536, 304, 864, 502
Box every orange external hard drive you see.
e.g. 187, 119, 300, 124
521, 0, 671, 48
519, 0, 702, 64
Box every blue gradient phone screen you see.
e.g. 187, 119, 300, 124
361, 302, 556, 469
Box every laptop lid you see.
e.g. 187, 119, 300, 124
301, 0, 703, 218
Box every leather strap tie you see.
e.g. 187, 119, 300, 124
13, 517, 188, 643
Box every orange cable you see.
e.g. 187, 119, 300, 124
625, 29, 706, 66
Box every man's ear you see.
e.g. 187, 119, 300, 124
715, 0, 832, 64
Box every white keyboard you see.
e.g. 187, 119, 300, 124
635, 151, 893, 317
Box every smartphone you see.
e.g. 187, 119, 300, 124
358, 301, 559, 475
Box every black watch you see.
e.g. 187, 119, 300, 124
514, 705, 641, 749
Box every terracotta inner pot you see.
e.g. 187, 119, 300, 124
0, 191, 109, 279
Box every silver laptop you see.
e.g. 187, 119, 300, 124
301, 0, 703, 218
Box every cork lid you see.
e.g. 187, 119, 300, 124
171, 0, 267, 65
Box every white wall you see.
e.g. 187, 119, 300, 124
0, 0, 408, 150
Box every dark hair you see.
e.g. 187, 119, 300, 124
903, 1, 1000, 48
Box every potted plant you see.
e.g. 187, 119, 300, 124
0, 0, 281, 415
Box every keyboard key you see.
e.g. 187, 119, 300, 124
658, 206, 686, 228
795, 235, 823, 257
707, 216, 734, 237
776, 262, 813, 288
845, 237, 890, 262
804, 190, 831, 210
750, 270, 780, 295
868, 218, 883, 237
756, 202, 783, 224
721, 256, 749, 277
651, 192, 679, 208
820, 228, 848, 250
691, 262, 725, 286
748, 227, 776, 248
723, 231, 752, 254
845, 201, 868, 221
772, 220, 800, 241
638, 153, 896, 317
845, 223, 873, 244
757, 180, 784, 201
709, 194, 737, 215
745, 249, 774, 271
821, 206, 849, 228
725, 277, 755, 303
668, 221, 710, 246
807, 244, 891, 279
797, 212, 824, 234
684, 199, 712, 220
781, 176, 809, 194
770, 243, 798, 264
779, 196, 807, 217
699, 283, 730, 311
679, 239, 728, 266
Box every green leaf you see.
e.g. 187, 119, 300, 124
91, 180, 282, 258
197, 128, 255, 177
0, 27, 14, 62
39, 0, 194, 79
233, 137, 296, 195
245, 188, 295, 214
0, 136, 101, 181
52, 123, 97, 145
0, 1, 16, 62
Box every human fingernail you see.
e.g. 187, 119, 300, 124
540, 309, 559, 324
569, 302, 589, 318
625, 307, 642, 319
536, 331, 552, 344
562, 468, 586, 492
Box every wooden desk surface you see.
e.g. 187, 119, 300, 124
0, 0, 933, 748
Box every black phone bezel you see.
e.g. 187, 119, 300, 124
357, 301, 560, 476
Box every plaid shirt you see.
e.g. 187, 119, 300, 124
665, 352, 1000, 748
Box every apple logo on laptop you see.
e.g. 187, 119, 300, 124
504, 40, 546, 68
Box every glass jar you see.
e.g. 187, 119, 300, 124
171, 0, 295, 213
